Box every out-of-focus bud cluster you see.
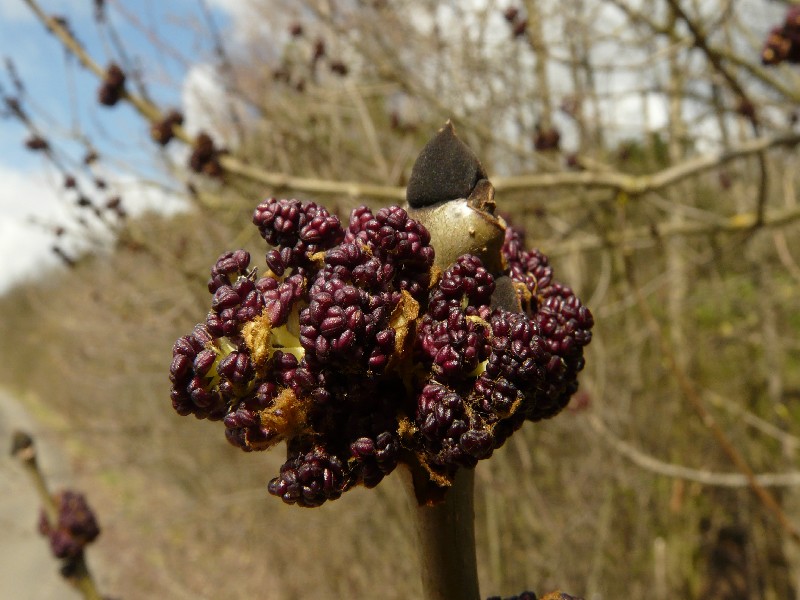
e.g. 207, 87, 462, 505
271, 23, 350, 91
25, 134, 49, 151
488, 593, 583, 600
83, 150, 99, 165
762, 8, 800, 66
189, 131, 224, 178
59, 161, 128, 223
93, 0, 106, 22
97, 63, 126, 107
487, 592, 538, 600
534, 123, 561, 152
38, 490, 101, 559
170, 194, 593, 507
503, 6, 528, 38
151, 110, 184, 146
2, 96, 25, 120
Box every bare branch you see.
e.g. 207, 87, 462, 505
547, 201, 800, 255
587, 415, 800, 488
622, 252, 800, 543
494, 131, 800, 196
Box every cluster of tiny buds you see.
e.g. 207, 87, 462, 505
38, 490, 101, 560
20, 122, 126, 258
170, 196, 593, 506
97, 63, 126, 107
762, 7, 800, 66
60, 170, 128, 223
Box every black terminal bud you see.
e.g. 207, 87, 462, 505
406, 121, 487, 208
10, 430, 34, 459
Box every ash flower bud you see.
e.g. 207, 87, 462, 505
169, 123, 593, 505
39, 490, 100, 559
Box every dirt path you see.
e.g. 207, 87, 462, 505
0, 389, 81, 599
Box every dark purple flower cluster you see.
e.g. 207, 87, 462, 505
344, 204, 435, 301
762, 8, 800, 65
254, 197, 345, 275
38, 490, 101, 559
502, 226, 594, 422
170, 197, 592, 506
408, 239, 590, 483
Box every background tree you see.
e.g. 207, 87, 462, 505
2, 0, 800, 598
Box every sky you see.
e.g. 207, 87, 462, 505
0, 0, 238, 294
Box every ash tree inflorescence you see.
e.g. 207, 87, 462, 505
169, 125, 593, 507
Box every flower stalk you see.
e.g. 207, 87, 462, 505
404, 466, 480, 600
10, 431, 104, 600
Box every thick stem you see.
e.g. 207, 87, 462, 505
403, 466, 481, 600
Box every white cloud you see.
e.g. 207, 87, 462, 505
205, 0, 253, 21
204, 0, 267, 44
606, 91, 669, 138
181, 63, 228, 139
0, 163, 188, 295
0, 166, 65, 293
181, 62, 252, 149
115, 176, 189, 217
